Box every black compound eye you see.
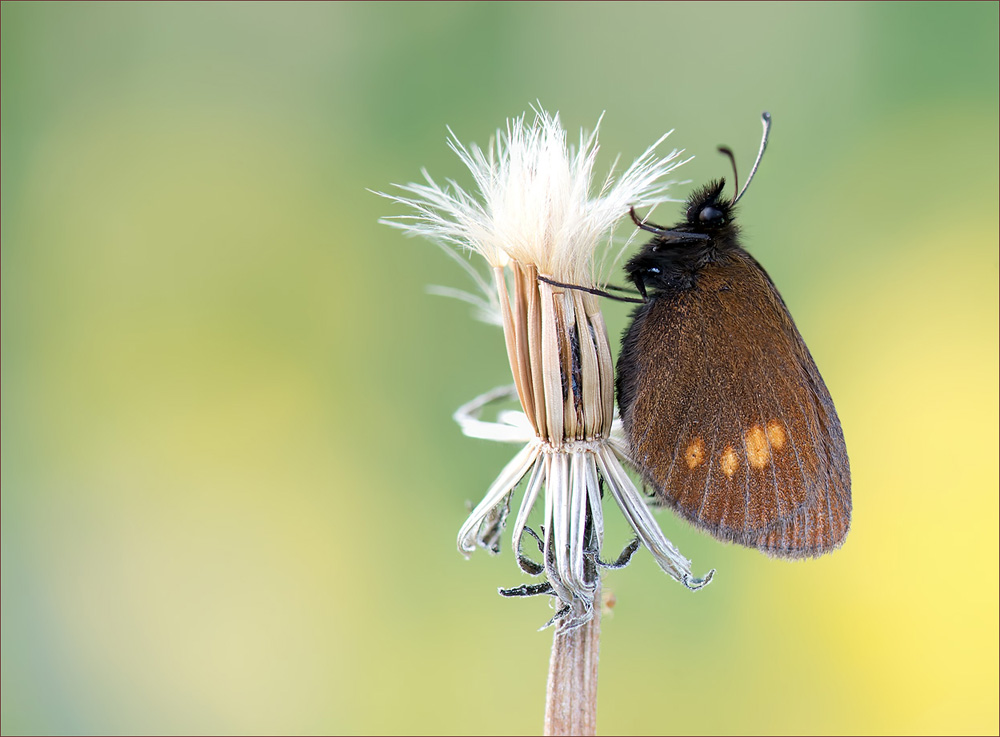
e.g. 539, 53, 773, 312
699, 205, 724, 224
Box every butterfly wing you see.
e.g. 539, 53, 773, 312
617, 252, 851, 557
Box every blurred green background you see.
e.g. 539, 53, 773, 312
2, 2, 997, 734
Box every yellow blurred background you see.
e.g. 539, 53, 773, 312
2, 2, 997, 734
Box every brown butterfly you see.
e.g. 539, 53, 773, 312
617, 113, 850, 557
544, 113, 851, 557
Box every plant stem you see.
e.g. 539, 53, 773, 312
544, 580, 601, 736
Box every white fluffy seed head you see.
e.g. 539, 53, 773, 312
378, 107, 689, 286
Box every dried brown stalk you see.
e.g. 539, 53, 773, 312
545, 582, 601, 736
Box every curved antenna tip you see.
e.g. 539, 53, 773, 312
732, 112, 773, 205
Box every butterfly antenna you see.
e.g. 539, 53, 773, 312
732, 111, 771, 205
718, 146, 739, 204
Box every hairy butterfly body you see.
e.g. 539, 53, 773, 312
616, 114, 851, 558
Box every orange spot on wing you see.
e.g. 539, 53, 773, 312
766, 420, 786, 450
745, 425, 770, 469
720, 446, 739, 478
685, 437, 705, 469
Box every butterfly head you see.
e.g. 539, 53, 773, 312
625, 179, 741, 297
683, 179, 738, 235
